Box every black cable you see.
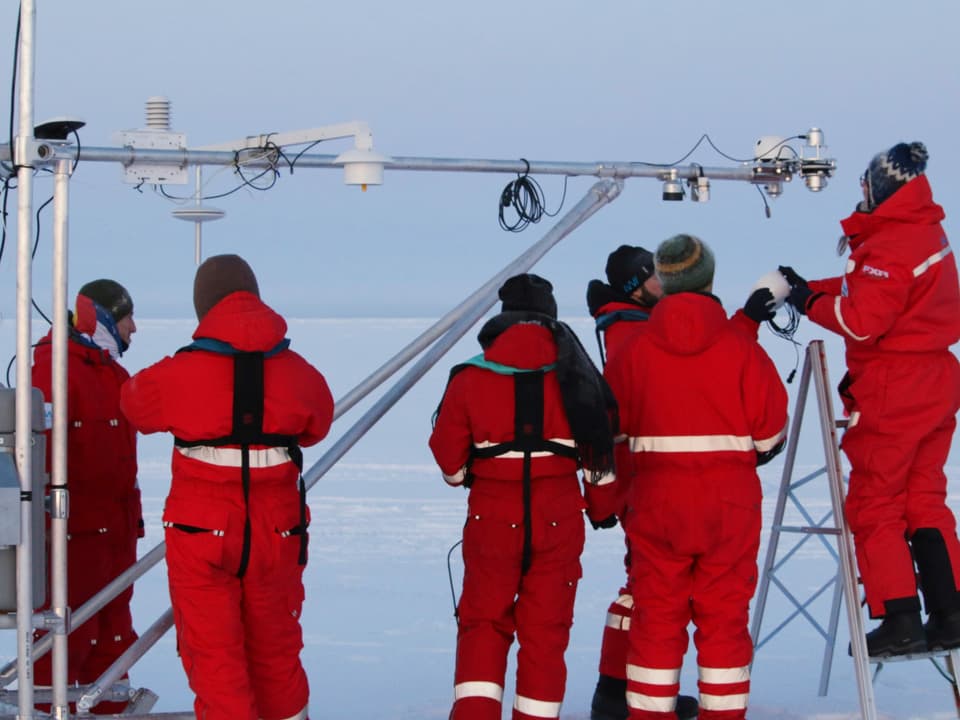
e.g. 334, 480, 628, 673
8, 4, 20, 170
631, 133, 805, 168
69, 128, 81, 175
498, 160, 568, 233
756, 184, 772, 219
766, 302, 802, 383
446, 539, 463, 625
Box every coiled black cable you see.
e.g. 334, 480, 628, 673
498, 160, 567, 232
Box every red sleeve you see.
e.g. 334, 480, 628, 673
428, 373, 473, 487
729, 308, 760, 340
290, 357, 334, 448
120, 357, 175, 435
743, 341, 789, 453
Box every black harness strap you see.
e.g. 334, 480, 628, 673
513, 372, 542, 576
174, 349, 305, 578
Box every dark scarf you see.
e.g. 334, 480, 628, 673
477, 311, 618, 483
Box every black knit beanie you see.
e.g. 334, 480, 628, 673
78, 279, 133, 321
498, 273, 558, 319
193, 254, 260, 320
605, 245, 655, 296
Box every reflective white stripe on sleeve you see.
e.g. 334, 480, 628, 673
474, 438, 575, 458
443, 466, 468, 486
698, 665, 750, 684
176, 445, 291, 468
626, 665, 681, 685
605, 612, 630, 631
614, 433, 628, 444
834, 296, 870, 342
700, 692, 749, 711
454, 681, 503, 702
629, 435, 753, 453
848, 411, 860, 428
754, 426, 786, 452
913, 246, 952, 277
626, 691, 676, 712
513, 695, 562, 718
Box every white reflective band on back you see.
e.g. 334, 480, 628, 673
754, 426, 786, 452
629, 435, 753, 453
474, 438, 575, 459
913, 246, 952, 277
614, 593, 634, 609
454, 681, 503, 703
605, 612, 630, 631
848, 411, 861, 428
514, 694, 562, 718
176, 445, 291, 468
626, 665, 681, 685
698, 665, 750, 684
443, 466, 467, 486
626, 691, 676, 712
700, 692, 749, 711
834, 296, 870, 342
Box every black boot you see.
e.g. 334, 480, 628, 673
590, 675, 627, 720
862, 611, 926, 657
675, 694, 699, 719
926, 607, 960, 651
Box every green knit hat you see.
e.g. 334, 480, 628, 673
654, 234, 715, 294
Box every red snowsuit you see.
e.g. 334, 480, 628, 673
805, 175, 960, 619
430, 320, 617, 720
120, 292, 333, 720
604, 292, 787, 720
31, 330, 141, 711
589, 287, 762, 685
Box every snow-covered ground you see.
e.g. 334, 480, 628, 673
3, 316, 960, 719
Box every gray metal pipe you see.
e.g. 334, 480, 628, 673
75, 608, 174, 714
50, 156, 71, 718
14, 2, 38, 717
306, 179, 622, 491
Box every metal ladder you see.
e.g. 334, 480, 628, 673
750, 340, 960, 720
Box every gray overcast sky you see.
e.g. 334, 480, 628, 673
2, 0, 959, 320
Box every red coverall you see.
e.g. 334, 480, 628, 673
589, 291, 762, 685
605, 292, 787, 720
430, 321, 617, 720
120, 291, 333, 720
805, 175, 960, 618
32, 331, 141, 713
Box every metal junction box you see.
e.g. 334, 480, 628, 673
0, 387, 48, 611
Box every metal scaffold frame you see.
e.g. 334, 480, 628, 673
1, 2, 837, 718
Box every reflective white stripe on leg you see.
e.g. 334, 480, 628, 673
514, 694, 561, 718
625, 691, 676, 712
626, 665, 681, 685
605, 612, 630, 631
454, 681, 503, 702
698, 665, 750, 684
700, 692, 749, 711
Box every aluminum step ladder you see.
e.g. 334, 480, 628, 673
750, 340, 960, 720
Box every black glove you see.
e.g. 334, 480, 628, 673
777, 265, 807, 289
590, 514, 618, 530
786, 284, 814, 315
743, 287, 776, 323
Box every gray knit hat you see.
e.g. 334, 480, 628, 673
655, 234, 715, 295
864, 141, 928, 209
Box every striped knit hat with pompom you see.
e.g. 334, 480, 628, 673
864, 141, 928, 209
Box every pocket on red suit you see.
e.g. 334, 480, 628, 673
162, 496, 230, 575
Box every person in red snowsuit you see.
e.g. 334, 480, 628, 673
430, 274, 619, 720
587, 246, 776, 720
31, 279, 141, 715
783, 141, 960, 657
120, 255, 334, 720
605, 234, 787, 720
